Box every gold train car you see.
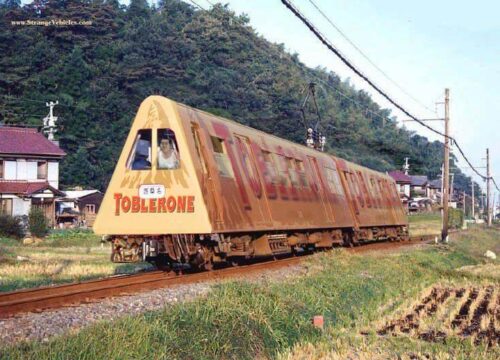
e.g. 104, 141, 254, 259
94, 96, 408, 269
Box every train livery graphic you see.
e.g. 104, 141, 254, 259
94, 96, 408, 269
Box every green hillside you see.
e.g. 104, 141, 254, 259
0, 0, 475, 193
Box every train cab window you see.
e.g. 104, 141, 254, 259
128, 129, 152, 170
210, 136, 234, 178
157, 129, 180, 170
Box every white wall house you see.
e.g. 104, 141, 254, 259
0, 126, 66, 225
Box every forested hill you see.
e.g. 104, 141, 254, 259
0, 0, 474, 193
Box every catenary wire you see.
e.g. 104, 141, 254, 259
307, 0, 437, 116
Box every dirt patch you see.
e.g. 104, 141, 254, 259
376, 285, 500, 347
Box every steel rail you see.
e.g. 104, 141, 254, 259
0, 234, 439, 318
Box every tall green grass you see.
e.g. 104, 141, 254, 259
3, 227, 498, 359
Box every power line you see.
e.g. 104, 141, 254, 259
307, 0, 437, 116
281, 0, 492, 184
186, 0, 206, 11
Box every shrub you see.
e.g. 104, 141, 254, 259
0, 214, 24, 239
28, 207, 50, 238
448, 208, 464, 229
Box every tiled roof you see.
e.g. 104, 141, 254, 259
388, 170, 412, 183
63, 190, 100, 199
428, 179, 442, 189
410, 175, 428, 187
0, 127, 65, 157
0, 181, 65, 196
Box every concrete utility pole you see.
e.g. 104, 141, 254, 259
486, 148, 492, 226
441, 88, 450, 242
471, 178, 475, 219
43, 100, 59, 141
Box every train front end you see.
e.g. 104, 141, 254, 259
93, 96, 213, 268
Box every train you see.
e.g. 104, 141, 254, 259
93, 96, 408, 269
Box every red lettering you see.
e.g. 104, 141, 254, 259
212, 122, 251, 209
140, 198, 148, 213
132, 196, 140, 213
114, 193, 122, 215
158, 197, 167, 212
177, 196, 186, 213
121, 196, 131, 213
167, 196, 176, 212
187, 196, 195, 212
149, 198, 157, 212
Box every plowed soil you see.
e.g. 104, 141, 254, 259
377, 285, 500, 347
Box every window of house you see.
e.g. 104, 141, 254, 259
0, 199, 12, 216
211, 136, 234, 178
0, 160, 3, 179
85, 204, 96, 214
37, 161, 47, 179
157, 128, 180, 170
127, 129, 152, 170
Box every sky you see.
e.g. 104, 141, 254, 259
21, 0, 500, 194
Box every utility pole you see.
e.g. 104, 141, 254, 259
471, 178, 475, 220
441, 88, 450, 242
486, 148, 491, 226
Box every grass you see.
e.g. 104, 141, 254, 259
408, 212, 442, 236
1, 227, 498, 359
0, 229, 152, 292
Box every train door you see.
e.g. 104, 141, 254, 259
307, 156, 334, 223
191, 123, 224, 226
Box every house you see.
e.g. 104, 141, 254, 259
56, 189, 104, 228
0, 126, 66, 225
409, 175, 429, 197
388, 170, 411, 209
388, 171, 411, 198
428, 179, 442, 203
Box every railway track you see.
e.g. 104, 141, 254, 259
0, 235, 438, 319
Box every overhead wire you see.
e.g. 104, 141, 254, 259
281, 0, 493, 184
307, 0, 437, 116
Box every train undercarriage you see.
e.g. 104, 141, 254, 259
109, 225, 409, 270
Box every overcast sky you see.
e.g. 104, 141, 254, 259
21, 0, 500, 193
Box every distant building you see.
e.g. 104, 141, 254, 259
0, 127, 66, 225
56, 190, 103, 228
409, 175, 429, 197
388, 170, 411, 208
428, 179, 442, 203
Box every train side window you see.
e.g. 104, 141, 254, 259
210, 136, 234, 178
286, 157, 300, 187
127, 129, 152, 170
262, 150, 278, 184
294, 159, 309, 187
324, 168, 338, 194
275, 154, 291, 187
157, 129, 180, 170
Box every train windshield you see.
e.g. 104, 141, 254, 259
128, 129, 152, 170
157, 129, 179, 170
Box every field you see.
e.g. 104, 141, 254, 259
408, 212, 443, 237
1, 227, 498, 359
0, 230, 151, 292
